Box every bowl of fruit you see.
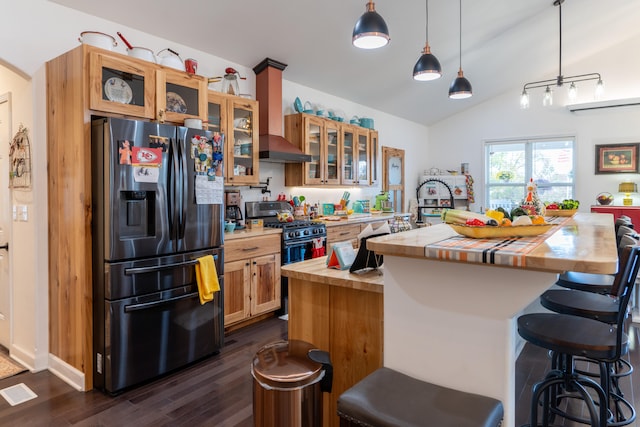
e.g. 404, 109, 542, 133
596, 192, 614, 206
544, 199, 580, 217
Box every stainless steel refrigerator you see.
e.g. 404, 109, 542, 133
91, 117, 224, 394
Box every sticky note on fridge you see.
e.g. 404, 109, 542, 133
327, 241, 356, 270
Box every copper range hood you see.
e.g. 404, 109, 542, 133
253, 58, 311, 163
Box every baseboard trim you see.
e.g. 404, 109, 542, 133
48, 353, 85, 391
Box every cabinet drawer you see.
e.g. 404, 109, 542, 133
327, 224, 361, 248
225, 234, 280, 263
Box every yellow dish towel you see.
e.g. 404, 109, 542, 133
195, 255, 220, 305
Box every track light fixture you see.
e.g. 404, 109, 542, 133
520, 0, 604, 108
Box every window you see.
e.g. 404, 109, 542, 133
484, 137, 575, 211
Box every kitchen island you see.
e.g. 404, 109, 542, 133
281, 257, 383, 427
365, 212, 617, 427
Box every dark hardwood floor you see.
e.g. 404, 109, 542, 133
0, 317, 638, 426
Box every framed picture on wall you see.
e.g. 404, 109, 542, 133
595, 143, 640, 174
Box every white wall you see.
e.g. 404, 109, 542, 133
429, 34, 640, 211
0, 0, 429, 378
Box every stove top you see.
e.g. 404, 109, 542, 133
264, 220, 327, 242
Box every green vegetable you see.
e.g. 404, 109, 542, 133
495, 207, 510, 220
560, 199, 580, 210
510, 207, 528, 218
441, 209, 493, 225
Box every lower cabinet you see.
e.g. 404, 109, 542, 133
224, 234, 281, 328
590, 205, 640, 226
326, 219, 396, 250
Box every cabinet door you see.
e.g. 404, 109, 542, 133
341, 125, 356, 185
304, 116, 325, 185
206, 91, 227, 136
356, 129, 370, 185
88, 50, 156, 118
157, 69, 207, 123
251, 253, 281, 316
223, 259, 251, 326
324, 121, 341, 185
369, 130, 379, 186
227, 98, 259, 185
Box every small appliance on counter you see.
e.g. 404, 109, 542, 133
225, 190, 243, 224
374, 191, 391, 211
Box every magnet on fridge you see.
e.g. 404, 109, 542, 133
118, 140, 132, 165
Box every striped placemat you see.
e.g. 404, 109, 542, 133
425, 216, 569, 268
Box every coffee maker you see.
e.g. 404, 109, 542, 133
225, 190, 243, 224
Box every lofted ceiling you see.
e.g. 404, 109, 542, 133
52, 0, 640, 126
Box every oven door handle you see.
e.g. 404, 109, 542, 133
124, 255, 218, 275
124, 291, 200, 312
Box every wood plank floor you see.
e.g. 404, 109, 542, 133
0, 317, 638, 426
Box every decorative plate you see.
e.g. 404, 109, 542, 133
294, 97, 303, 113
166, 92, 187, 113
104, 77, 132, 104
448, 223, 556, 239
544, 209, 577, 217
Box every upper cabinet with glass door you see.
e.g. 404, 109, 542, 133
341, 124, 370, 186
157, 68, 207, 124
88, 47, 156, 119
228, 97, 259, 185
284, 114, 341, 186
207, 91, 259, 185
369, 130, 379, 186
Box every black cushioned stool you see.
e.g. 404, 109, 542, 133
337, 367, 503, 427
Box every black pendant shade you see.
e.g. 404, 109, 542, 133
413, 46, 442, 81
352, 1, 390, 49
449, 69, 473, 99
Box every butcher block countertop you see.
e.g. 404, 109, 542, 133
366, 212, 617, 274
281, 256, 383, 293
318, 212, 409, 227
224, 227, 281, 241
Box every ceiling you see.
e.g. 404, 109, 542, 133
52, 0, 640, 126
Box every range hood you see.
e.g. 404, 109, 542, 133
253, 58, 311, 163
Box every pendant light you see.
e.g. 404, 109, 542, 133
520, 0, 604, 109
413, 0, 441, 81
352, 1, 390, 49
449, 0, 472, 99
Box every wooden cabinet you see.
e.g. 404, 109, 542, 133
284, 113, 341, 186
326, 224, 362, 250
87, 45, 207, 123
369, 130, 379, 186
224, 234, 281, 328
284, 113, 376, 187
590, 206, 640, 226
341, 124, 370, 186
45, 44, 211, 390
207, 92, 260, 185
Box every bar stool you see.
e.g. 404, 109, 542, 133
336, 367, 503, 427
555, 225, 637, 294
518, 244, 640, 427
539, 236, 639, 426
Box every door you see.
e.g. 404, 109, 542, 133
223, 259, 251, 325
251, 253, 281, 316
177, 126, 223, 253
0, 93, 10, 348
382, 147, 405, 213
92, 117, 176, 261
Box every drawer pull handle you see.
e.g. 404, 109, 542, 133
243, 246, 259, 251
339, 232, 350, 236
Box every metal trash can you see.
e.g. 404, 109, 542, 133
252, 340, 332, 427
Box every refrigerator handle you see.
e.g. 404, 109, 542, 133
168, 136, 180, 239
178, 136, 188, 239
124, 254, 218, 275
124, 291, 199, 312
